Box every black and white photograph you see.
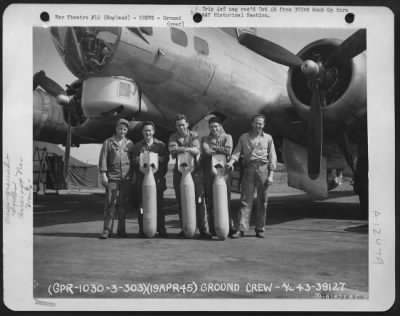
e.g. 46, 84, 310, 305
2, 4, 396, 311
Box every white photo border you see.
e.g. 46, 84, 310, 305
2, 3, 395, 311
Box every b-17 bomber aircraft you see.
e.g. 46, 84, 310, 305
33, 27, 367, 210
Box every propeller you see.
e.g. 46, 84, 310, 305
33, 71, 75, 186
239, 29, 366, 179
64, 111, 72, 188
324, 29, 366, 68
33, 71, 66, 96
239, 33, 303, 68
307, 81, 323, 179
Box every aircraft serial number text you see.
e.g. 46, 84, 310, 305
46, 281, 347, 296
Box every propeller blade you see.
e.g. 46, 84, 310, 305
63, 110, 72, 188
33, 71, 66, 97
239, 33, 303, 68
324, 29, 366, 68
307, 82, 324, 179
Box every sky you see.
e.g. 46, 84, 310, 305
34, 28, 99, 164
33, 27, 354, 164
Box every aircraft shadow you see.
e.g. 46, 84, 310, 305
233, 191, 366, 227
34, 230, 217, 241
34, 190, 366, 230
34, 232, 107, 239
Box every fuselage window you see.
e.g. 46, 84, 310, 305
170, 28, 188, 47
194, 36, 209, 55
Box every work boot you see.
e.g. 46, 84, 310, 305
200, 232, 213, 239
256, 231, 265, 238
230, 231, 241, 239
116, 232, 127, 238
99, 231, 110, 239
158, 230, 169, 238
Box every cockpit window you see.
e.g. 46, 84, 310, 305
194, 36, 209, 55
170, 28, 188, 47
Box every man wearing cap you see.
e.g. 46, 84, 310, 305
132, 121, 169, 238
168, 114, 212, 239
201, 116, 235, 236
99, 118, 134, 239
227, 114, 277, 238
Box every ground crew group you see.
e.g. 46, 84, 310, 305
98, 113, 277, 239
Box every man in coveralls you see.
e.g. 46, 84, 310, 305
200, 116, 235, 236
99, 118, 134, 239
227, 114, 277, 238
132, 121, 169, 238
168, 114, 212, 239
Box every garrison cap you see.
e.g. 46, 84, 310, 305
116, 118, 129, 128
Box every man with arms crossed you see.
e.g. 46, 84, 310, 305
227, 114, 277, 238
201, 116, 235, 236
168, 114, 212, 239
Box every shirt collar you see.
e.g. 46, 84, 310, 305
141, 137, 161, 144
139, 138, 162, 148
176, 130, 191, 139
248, 131, 265, 138
208, 130, 223, 139
111, 136, 126, 145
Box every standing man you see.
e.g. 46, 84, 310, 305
227, 114, 277, 238
201, 116, 234, 236
99, 118, 134, 239
132, 121, 169, 238
168, 114, 212, 239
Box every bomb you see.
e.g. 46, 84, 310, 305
211, 154, 229, 240
140, 152, 158, 238
178, 152, 196, 238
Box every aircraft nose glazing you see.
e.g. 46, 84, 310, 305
50, 27, 122, 78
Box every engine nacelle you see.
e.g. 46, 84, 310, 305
287, 39, 366, 125
81, 76, 141, 119
33, 89, 68, 144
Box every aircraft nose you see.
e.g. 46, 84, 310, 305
50, 27, 122, 78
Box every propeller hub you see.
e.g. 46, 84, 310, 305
56, 94, 72, 107
301, 60, 320, 78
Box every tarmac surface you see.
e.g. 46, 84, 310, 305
33, 177, 368, 299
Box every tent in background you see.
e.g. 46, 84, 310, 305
33, 141, 101, 190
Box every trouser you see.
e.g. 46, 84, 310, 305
103, 180, 130, 234
235, 164, 270, 232
136, 173, 166, 234
173, 169, 209, 234
204, 172, 237, 234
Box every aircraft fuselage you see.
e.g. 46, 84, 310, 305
51, 27, 287, 138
